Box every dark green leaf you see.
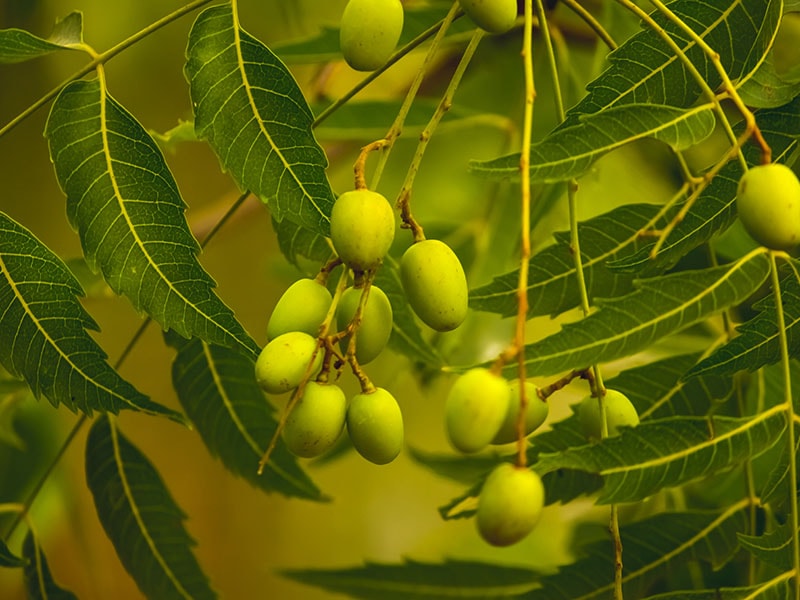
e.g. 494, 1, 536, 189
0, 536, 24, 567
45, 78, 258, 357
185, 4, 335, 235
738, 521, 794, 572
739, 52, 800, 108
515, 252, 771, 378
0, 12, 82, 63
642, 580, 793, 600
272, 214, 332, 266
407, 446, 501, 485
0, 212, 181, 421
282, 558, 541, 599
23, 531, 77, 599
470, 104, 715, 183
168, 335, 324, 501
85, 416, 216, 600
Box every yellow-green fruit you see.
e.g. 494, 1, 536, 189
737, 163, 800, 250
445, 369, 510, 453
339, 0, 404, 71
400, 239, 468, 332
347, 387, 404, 465
577, 389, 640, 442
337, 285, 393, 364
267, 278, 332, 340
254, 332, 323, 395
459, 0, 517, 34
491, 380, 549, 445
282, 382, 346, 458
330, 190, 395, 272
477, 463, 545, 547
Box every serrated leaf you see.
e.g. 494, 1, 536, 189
534, 410, 786, 504
469, 203, 669, 319
560, 0, 781, 127
642, 580, 793, 600
738, 521, 794, 572
185, 4, 335, 235
688, 271, 800, 378
522, 507, 748, 600
23, 531, 78, 599
272, 214, 332, 266
85, 416, 216, 600
168, 335, 324, 501
0, 212, 181, 421
45, 78, 258, 357
739, 52, 800, 108
515, 252, 771, 377
470, 104, 715, 183
0, 12, 82, 63
0, 536, 24, 567
282, 558, 541, 599
407, 446, 501, 485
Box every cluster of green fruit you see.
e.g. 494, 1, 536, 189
736, 163, 800, 251
338, 0, 519, 72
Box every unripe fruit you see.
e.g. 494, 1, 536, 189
445, 369, 510, 453
330, 190, 395, 272
459, 0, 517, 34
254, 332, 323, 395
736, 163, 800, 250
477, 463, 545, 547
267, 278, 332, 340
340, 0, 404, 72
282, 382, 346, 458
491, 380, 549, 445
577, 389, 640, 442
337, 285, 393, 364
347, 387, 404, 464
400, 239, 468, 332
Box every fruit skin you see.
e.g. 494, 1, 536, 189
477, 463, 545, 547
400, 239, 468, 332
445, 369, 510, 453
347, 387, 404, 465
267, 278, 332, 340
340, 0, 404, 71
736, 163, 800, 250
578, 389, 640, 442
491, 379, 549, 445
337, 285, 393, 364
254, 332, 323, 395
330, 190, 396, 272
282, 382, 347, 458
459, 0, 517, 34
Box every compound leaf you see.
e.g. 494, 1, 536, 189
86, 416, 216, 600
738, 521, 794, 572
23, 531, 78, 600
0, 212, 181, 421
45, 78, 258, 357
0, 12, 82, 63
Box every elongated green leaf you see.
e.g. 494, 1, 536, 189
738, 521, 794, 572
86, 416, 216, 600
272, 215, 332, 266
45, 78, 258, 357
282, 559, 541, 599
515, 252, 771, 377
407, 447, 500, 485
23, 532, 78, 600
0, 212, 181, 421
534, 410, 786, 504
168, 335, 324, 501
0, 12, 82, 63
642, 580, 793, 600
739, 52, 800, 108
522, 507, 748, 600
470, 104, 715, 182
560, 0, 780, 127
469, 203, 669, 318
688, 272, 800, 378
185, 4, 335, 235
0, 537, 23, 567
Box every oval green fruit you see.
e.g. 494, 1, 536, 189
400, 239, 468, 332
330, 190, 395, 272
267, 278, 332, 340
491, 380, 549, 445
459, 0, 517, 34
445, 369, 509, 453
477, 463, 545, 547
340, 0, 404, 71
337, 285, 393, 364
254, 332, 323, 395
577, 389, 640, 442
347, 387, 404, 465
282, 382, 346, 458
737, 163, 800, 250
